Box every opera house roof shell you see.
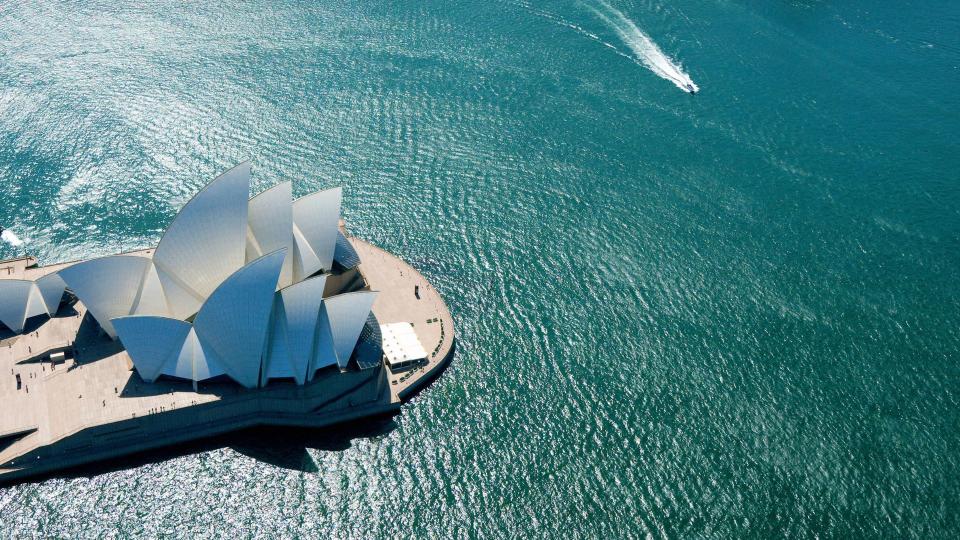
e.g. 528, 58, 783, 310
3, 163, 376, 389
0, 273, 66, 334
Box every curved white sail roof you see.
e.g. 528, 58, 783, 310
193, 249, 286, 388
262, 275, 327, 385
292, 187, 341, 281
58, 255, 152, 338
24, 284, 46, 321
172, 327, 224, 382
35, 273, 66, 314
263, 297, 291, 382
308, 301, 338, 380
113, 316, 226, 385
0, 280, 36, 333
55, 162, 372, 388
113, 316, 192, 382
247, 182, 293, 289
153, 162, 251, 318
0, 273, 67, 334
133, 263, 171, 316
166, 328, 200, 380
154, 269, 201, 321
323, 290, 378, 369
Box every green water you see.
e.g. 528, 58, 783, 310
1, 0, 959, 537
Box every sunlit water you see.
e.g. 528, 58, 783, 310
1, 0, 959, 537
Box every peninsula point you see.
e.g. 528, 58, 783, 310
0, 163, 454, 482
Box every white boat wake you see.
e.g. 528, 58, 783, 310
587, 0, 698, 93
511, 0, 637, 62
1, 229, 23, 247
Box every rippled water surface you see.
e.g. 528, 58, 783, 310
2, 0, 959, 537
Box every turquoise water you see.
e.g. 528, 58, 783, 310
2, 0, 959, 536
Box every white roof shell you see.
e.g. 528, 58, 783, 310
0, 273, 67, 334
115, 252, 381, 388
173, 328, 225, 382
193, 249, 285, 388
35, 273, 67, 315
262, 275, 328, 385
133, 263, 171, 316
153, 162, 250, 318
247, 182, 294, 289
58, 255, 153, 338
112, 316, 192, 382
323, 291, 378, 370
292, 187, 341, 282
308, 302, 338, 380
113, 251, 284, 388
0, 280, 39, 334
58, 162, 376, 388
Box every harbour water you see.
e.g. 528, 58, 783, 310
1, 0, 959, 537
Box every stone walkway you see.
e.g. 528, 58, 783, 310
348, 237, 455, 399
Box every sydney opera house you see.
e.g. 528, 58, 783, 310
0, 163, 453, 482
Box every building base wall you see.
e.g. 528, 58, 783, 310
0, 366, 396, 483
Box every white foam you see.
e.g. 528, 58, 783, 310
1, 229, 23, 247
589, 0, 698, 93
513, 0, 635, 62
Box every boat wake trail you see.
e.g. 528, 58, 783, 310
587, 0, 698, 93
511, 0, 635, 62
1, 229, 24, 247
